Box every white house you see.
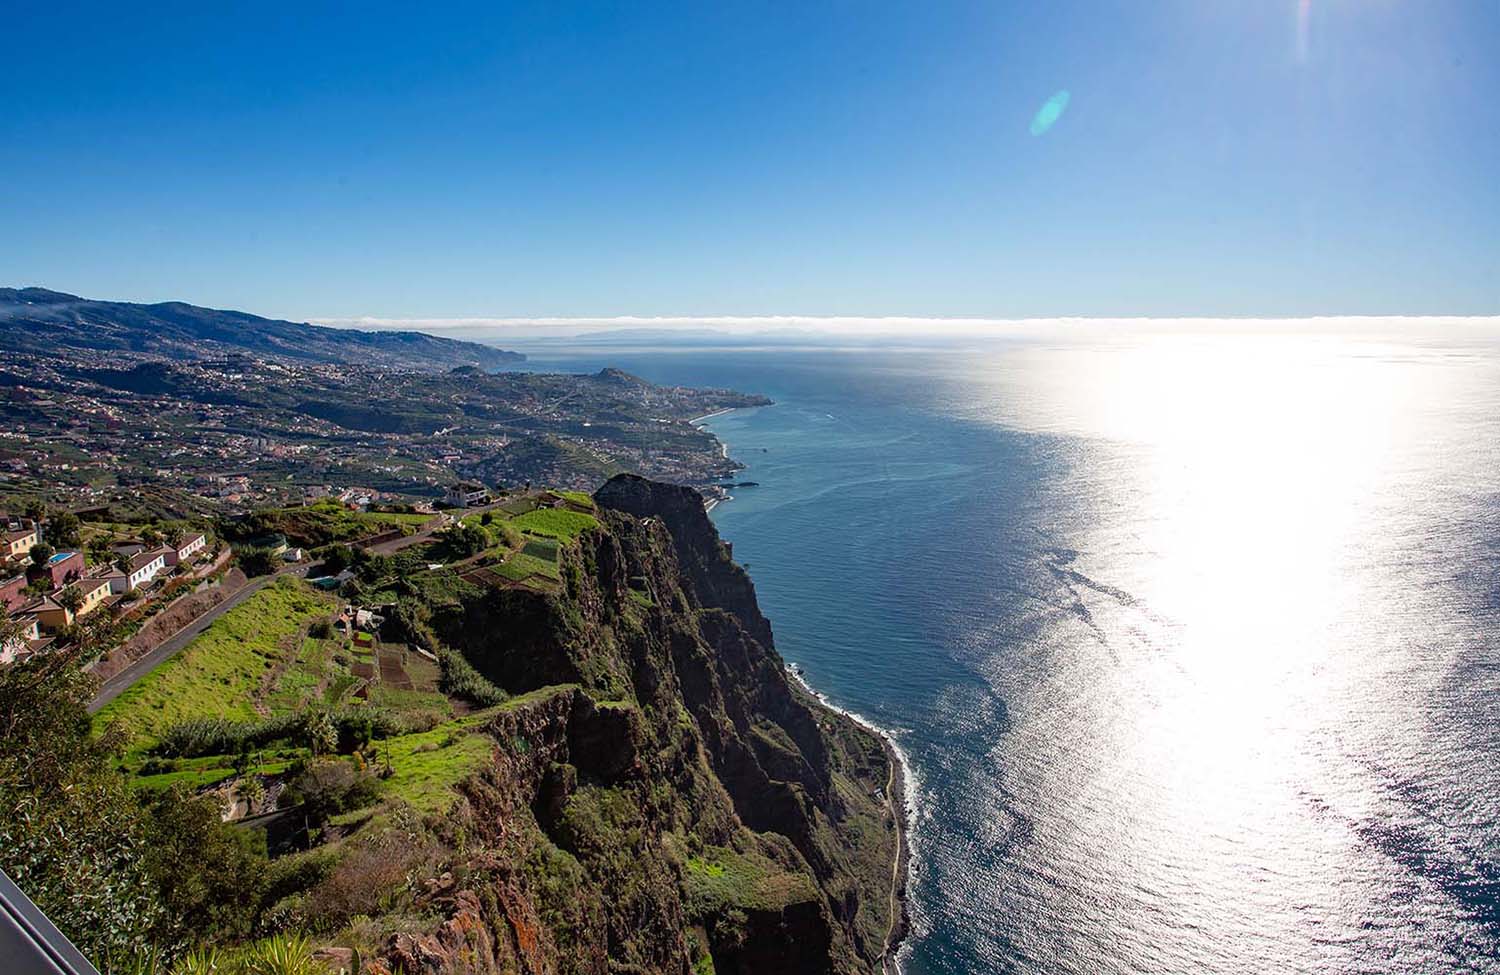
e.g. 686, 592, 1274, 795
445, 482, 489, 508
104, 549, 167, 594
0, 613, 40, 665
165, 532, 207, 566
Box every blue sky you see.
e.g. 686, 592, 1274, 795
3, 1, 1497, 319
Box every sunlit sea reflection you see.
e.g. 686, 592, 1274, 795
919, 326, 1500, 974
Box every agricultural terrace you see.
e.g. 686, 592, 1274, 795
446, 491, 599, 590
93, 576, 486, 813
91, 488, 608, 817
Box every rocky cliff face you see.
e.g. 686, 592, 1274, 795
378, 475, 901, 975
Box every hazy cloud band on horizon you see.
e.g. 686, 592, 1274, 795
311, 314, 1500, 342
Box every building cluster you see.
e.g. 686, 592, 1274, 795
1, 515, 210, 665
1, 348, 760, 529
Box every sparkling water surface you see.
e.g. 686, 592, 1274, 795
512, 323, 1500, 974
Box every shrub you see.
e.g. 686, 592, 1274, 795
311, 543, 354, 576
300, 827, 437, 931
437, 647, 507, 706
153, 712, 304, 759
438, 521, 488, 558
236, 546, 281, 578
281, 759, 379, 823
307, 619, 335, 640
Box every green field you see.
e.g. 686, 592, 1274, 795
96, 578, 337, 751
521, 537, 560, 561
496, 551, 561, 582
510, 507, 599, 541
378, 719, 495, 813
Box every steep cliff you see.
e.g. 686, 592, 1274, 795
376, 475, 904, 975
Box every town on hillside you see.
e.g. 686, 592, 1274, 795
0, 483, 596, 673
0, 346, 768, 519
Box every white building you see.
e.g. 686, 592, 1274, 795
165, 532, 207, 566
104, 549, 167, 594
446, 482, 489, 507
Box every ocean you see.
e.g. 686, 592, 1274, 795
510, 322, 1500, 974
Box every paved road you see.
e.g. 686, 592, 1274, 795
88, 566, 307, 713
364, 519, 450, 556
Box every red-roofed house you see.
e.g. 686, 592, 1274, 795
33, 576, 112, 631
3, 526, 39, 561
1, 613, 41, 665
102, 549, 168, 595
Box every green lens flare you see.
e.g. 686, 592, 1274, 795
1029, 90, 1071, 136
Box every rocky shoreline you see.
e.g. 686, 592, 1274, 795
879, 733, 912, 974
789, 666, 914, 973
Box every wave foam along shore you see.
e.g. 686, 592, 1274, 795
787, 664, 918, 975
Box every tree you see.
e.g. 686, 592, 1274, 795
47, 511, 82, 548
163, 524, 185, 548
313, 543, 355, 575
0, 656, 167, 962
236, 546, 280, 578
29, 542, 55, 567
87, 536, 114, 565
140, 787, 267, 945
305, 709, 338, 757
139, 526, 162, 548
390, 595, 437, 649
438, 521, 488, 558
114, 552, 132, 574
0, 657, 271, 964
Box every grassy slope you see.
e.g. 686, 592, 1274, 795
96, 578, 337, 751
509, 507, 599, 541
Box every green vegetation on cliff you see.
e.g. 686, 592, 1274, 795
2, 476, 902, 975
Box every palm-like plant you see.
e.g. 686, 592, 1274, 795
241, 934, 324, 975
55, 583, 84, 616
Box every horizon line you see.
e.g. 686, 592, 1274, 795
310, 313, 1500, 339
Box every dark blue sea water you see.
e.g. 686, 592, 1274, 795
511, 327, 1500, 975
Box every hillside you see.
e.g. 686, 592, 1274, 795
0, 287, 523, 371
49, 478, 904, 974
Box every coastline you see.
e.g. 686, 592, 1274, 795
689, 406, 739, 425
702, 400, 910, 969
694, 406, 740, 512
788, 666, 914, 975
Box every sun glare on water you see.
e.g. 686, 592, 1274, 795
940, 323, 1500, 969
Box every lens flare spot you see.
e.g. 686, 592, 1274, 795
1029, 90, 1071, 136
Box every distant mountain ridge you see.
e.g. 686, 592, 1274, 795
0, 287, 523, 370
